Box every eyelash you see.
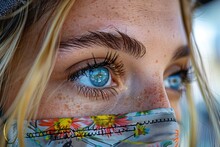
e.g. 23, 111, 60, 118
68, 52, 125, 100
177, 66, 194, 83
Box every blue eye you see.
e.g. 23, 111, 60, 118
78, 67, 110, 87
164, 74, 183, 91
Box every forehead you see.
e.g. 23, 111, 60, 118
61, 0, 187, 57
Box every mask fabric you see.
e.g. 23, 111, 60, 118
7, 108, 179, 147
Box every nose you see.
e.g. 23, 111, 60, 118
130, 78, 171, 112
109, 73, 171, 114
141, 81, 170, 110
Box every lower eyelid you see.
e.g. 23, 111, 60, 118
165, 86, 185, 97
74, 85, 119, 100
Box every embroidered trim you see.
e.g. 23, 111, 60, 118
26, 117, 176, 140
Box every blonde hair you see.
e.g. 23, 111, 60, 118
0, 0, 76, 146
0, 0, 219, 146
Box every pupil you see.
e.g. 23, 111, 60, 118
171, 79, 178, 84
169, 75, 182, 90
89, 67, 109, 87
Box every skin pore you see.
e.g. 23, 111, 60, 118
9, 0, 189, 120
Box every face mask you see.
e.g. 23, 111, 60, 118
6, 108, 179, 147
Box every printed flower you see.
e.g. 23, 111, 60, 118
38, 118, 81, 131
161, 140, 173, 147
134, 124, 150, 137
44, 135, 51, 141
55, 118, 72, 130
91, 115, 115, 127
37, 118, 87, 141
74, 129, 88, 140
135, 110, 152, 116
173, 129, 180, 147
92, 114, 129, 127
91, 114, 130, 136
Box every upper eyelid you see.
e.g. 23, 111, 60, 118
66, 58, 104, 80
68, 60, 107, 81
59, 30, 146, 59
67, 52, 125, 80
166, 67, 194, 83
171, 46, 190, 61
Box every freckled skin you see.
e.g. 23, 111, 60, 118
8, 0, 189, 121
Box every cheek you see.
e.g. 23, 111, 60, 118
167, 90, 182, 121
37, 90, 118, 119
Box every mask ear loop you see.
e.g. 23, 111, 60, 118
3, 122, 18, 144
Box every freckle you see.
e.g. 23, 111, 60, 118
159, 97, 163, 102
83, 104, 90, 109
159, 93, 163, 99
111, 7, 115, 9
164, 54, 167, 57
64, 104, 70, 110
135, 101, 140, 107
144, 89, 148, 95
153, 72, 159, 77
115, 12, 119, 16
148, 30, 150, 33
155, 60, 158, 63
57, 93, 62, 97
56, 93, 64, 100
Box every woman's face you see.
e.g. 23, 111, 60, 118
12, 0, 190, 120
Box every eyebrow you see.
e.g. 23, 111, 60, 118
60, 31, 190, 61
171, 45, 190, 61
59, 31, 146, 58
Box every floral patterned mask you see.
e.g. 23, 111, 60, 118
7, 108, 179, 147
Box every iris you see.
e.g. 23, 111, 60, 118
89, 67, 109, 87
164, 74, 182, 91
79, 67, 110, 87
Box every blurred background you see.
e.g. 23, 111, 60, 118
191, 0, 220, 146
193, 0, 220, 101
